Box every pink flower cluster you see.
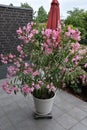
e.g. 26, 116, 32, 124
72, 55, 82, 65
22, 62, 39, 77
80, 75, 87, 85
71, 42, 80, 53
7, 66, 18, 78
46, 83, 56, 92
41, 29, 60, 55
22, 80, 44, 95
22, 84, 34, 94
2, 81, 18, 94
17, 44, 26, 58
65, 26, 81, 41
0, 53, 16, 64
16, 22, 38, 44
84, 63, 87, 68
64, 58, 68, 63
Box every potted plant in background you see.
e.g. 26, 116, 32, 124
1, 22, 87, 116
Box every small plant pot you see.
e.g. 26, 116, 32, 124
33, 92, 55, 115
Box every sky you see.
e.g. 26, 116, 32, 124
0, 0, 87, 19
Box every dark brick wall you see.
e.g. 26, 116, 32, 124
0, 4, 33, 54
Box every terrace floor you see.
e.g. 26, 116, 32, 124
0, 79, 87, 130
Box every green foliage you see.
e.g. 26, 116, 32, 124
34, 23, 46, 43
65, 66, 87, 92
21, 2, 32, 9
9, 3, 13, 6
35, 6, 48, 23
65, 8, 87, 43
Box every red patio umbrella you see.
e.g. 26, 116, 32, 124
46, 0, 60, 42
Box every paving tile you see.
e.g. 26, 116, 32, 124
81, 117, 87, 127
14, 96, 34, 115
52, 105, 65, 119
15, 119, 41, 130
0, 96, 14, 107
55, 99, 74, 113
6, 108, 30, 126
70, 123, 87, 130
54, 91, 66, 104
55, 113, 78, 129
76, 102, 87, 113
62, 91, 83, 106
0, 88, 4, 95
0, 106, 5, 117
68, 107, 87, 121
28, 118, 66, 130
12, 93, 25, 101
41, 120, 66, 130
1, 102, 20, 113
0, 116, 15, 130
0, 92, 11, 99
17, 126, 41, 130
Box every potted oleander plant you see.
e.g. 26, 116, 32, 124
1, 22, 87, 115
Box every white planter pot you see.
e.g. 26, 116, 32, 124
33, 93, 55, 115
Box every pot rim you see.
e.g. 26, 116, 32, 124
33, 91, 56, 101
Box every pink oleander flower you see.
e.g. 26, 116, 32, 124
44, 47, 52, 55
28, 67, 33, 73
52, 30, 59, 40
80, 75, 86, 80
46, 39, 51, 44
2, 81, 14, 94
65, 32, 70, 37
64, 58, 68, 63
84, 63, 87, 68
24, 63, 29, 68
80, 75, 87, 85
32, 70, 39, 76
16, 27, 22, 35
22, 84, 34, 94
30, 87, 34, 92
2, 81, 8, 90
26, 23, 32, 33
71, 29, 81, 41
31, 21, 34, 26
9, 53, 14, 59
17, 45, 22, 52
35, 84, 40, 90
31, 29, 38, 35
23, 70, 28, 74
43, 29, 52, 38
26, 88, 32, 94
72, 55, 82, 63
46, 84, 56, 92
14, 61, 21, 68
23, 26, 26, 30
7, 66, 17, 78
65, 26, 81, 41
72, 43, 80, 52
38, 81, 44, 85
28, 33, 33, 39
22, 84, 28, 93
1, 54, 8, 64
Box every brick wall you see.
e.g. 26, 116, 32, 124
0, 4, 33, 54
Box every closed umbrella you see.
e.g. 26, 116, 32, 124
46, 0, 60, 42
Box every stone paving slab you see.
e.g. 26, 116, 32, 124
0, 79, 87, 130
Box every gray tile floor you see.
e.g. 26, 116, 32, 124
0, 79, 87, 130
